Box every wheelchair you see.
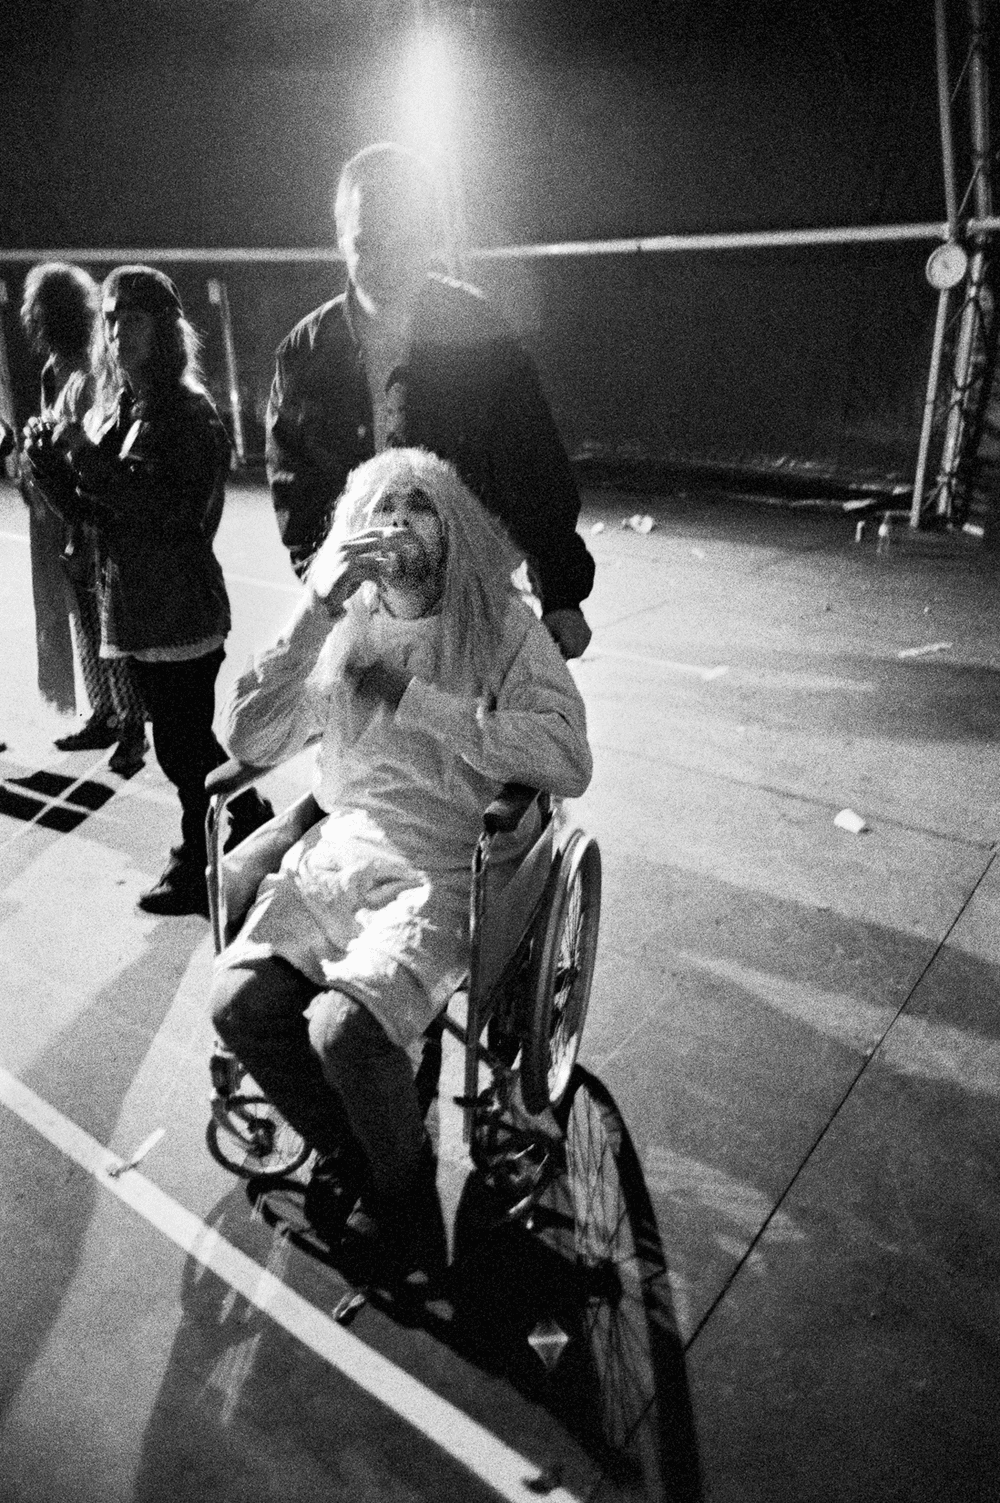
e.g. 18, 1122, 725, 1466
203, 758, 602, 1220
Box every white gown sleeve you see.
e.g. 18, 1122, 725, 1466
220, 587, 335, 767
395, 609, 592, 798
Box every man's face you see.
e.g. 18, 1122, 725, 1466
367, 482, 446, 608
339, 182, 434, 319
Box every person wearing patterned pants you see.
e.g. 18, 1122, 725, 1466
62, 537, 148, 773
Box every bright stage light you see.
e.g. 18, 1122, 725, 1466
398, 26, 456, 160
396, 21, 468, 270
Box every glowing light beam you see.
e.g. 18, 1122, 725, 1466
398, 27, 456, 162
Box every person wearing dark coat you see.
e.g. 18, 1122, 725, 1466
23, 265, 271, 914
266, 141, 595, 660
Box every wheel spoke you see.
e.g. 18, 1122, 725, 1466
554, 1071, 666, 1496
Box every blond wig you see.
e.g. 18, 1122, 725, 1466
307, 448, 534, 696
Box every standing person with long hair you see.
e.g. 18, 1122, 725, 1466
23, 264, 271, 914
19, 261, 147, 771
210, 447, 592, 1281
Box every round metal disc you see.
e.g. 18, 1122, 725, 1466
925, 241, 968, 290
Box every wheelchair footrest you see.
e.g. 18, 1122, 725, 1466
209, 1048, 242, 1098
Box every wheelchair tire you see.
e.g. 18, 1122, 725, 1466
520, 829, 601, 1115
558, 1067, 671, 1499
206, 1095, 311, 1180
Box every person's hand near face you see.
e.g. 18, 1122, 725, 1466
309, 528, 390, 617
313, 482, 447, 712
310, 482, 446, 624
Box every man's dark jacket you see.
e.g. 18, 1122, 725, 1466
265, 274, 595, 614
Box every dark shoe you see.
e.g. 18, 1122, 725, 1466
303, 1137, 369, 1241
138, 850, 209, 916
108, 724, 148, 776
224, 789, 275, 853
340, 1152, 446, 1287
55, 713, 118, 752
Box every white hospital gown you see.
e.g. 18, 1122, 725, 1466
215, 588, 592, 1048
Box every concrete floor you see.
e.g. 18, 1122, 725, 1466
1, 478, 998, 1502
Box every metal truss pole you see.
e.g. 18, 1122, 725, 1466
933, 0, 993, 519
911, 0, 962, 526
911, 286, 954, 526
916, 0, 996, 526
207, 277, 246, 468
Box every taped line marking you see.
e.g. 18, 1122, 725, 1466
589, 648, 729, 681
0, 534, 296, 597
0, 1066, 583, 1503
226, 572, 299, 595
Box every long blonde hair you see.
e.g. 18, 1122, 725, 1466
308, 448, 533, 695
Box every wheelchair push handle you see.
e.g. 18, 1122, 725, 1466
206, 758, 272, 800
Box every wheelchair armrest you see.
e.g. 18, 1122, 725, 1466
206, 758, 272, 801
483, 782, 542, 835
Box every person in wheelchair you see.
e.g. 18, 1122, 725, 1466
209, 446, 592, 1280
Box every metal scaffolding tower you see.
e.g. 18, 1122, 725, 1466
911, 0, 997, 529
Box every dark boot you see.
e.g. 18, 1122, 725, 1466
340, 1140, 446, 1287
303, 1134, 370, 1242
138, 847, 209, 916
108, 722, 148, 776
55, 712, 118, 751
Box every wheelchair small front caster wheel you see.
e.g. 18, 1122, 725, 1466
206, 1094, 311, 1180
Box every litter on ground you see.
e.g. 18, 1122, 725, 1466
897, 641, 953, 658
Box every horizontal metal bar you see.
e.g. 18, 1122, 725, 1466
0, 246, 344, 265
472, 217, 1000, 259
2, 216, 999, 267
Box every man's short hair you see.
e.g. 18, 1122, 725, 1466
333, 142, 441, 243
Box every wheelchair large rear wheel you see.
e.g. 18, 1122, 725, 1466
558, 1068, 672, 1499
206, 1095, 311, 1180
521, 830, 601, 1114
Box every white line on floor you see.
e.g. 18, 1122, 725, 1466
226, 572, 299, 594
1, 530, 295, 597
0, 1066, 582, 1503
586, 647, 729, 681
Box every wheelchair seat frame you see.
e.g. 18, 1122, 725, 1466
203, 760, 601, 1219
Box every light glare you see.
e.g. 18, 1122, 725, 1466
399, 30, 454, 159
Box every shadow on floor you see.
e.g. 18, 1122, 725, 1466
0, 914, 211, 1423
446, 1066, 702, 1502
140, 1067, 700, 1502
711, 650, 1000, 746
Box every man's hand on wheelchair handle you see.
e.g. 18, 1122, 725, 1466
542, 607, 592, 659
